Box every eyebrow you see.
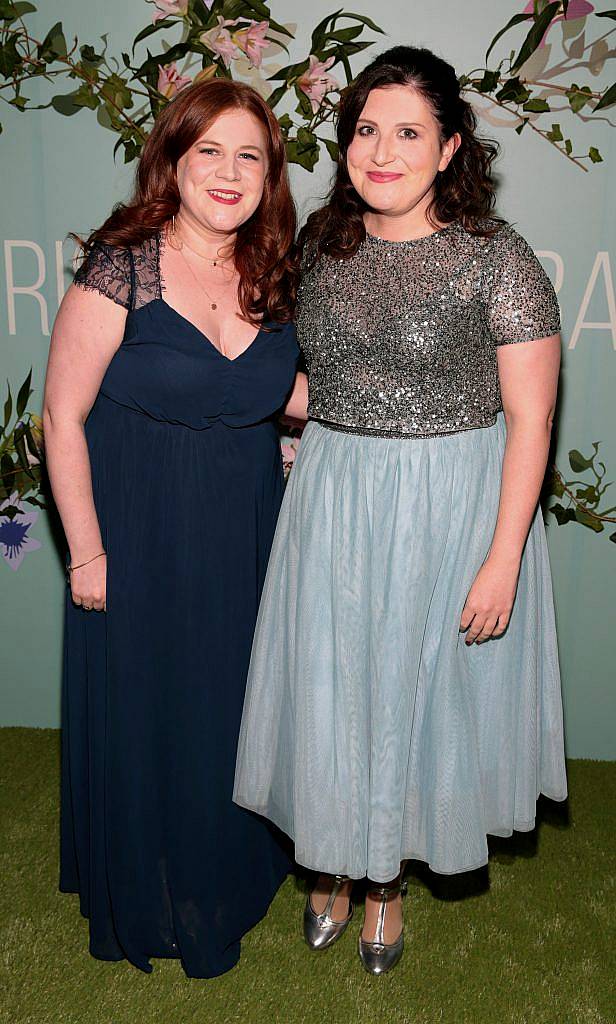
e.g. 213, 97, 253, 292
356, 119, 426, 128
195, 138, 264, 152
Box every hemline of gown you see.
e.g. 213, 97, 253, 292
58, 869, 289, 977
233, 790, 567, 882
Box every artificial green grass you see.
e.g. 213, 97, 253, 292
1, 728, 615, 1024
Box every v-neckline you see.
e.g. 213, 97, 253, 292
156, 230, 263, 363
159, 298, 263, 363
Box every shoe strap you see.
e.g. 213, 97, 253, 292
323, 874, 350, 920
366, 878, 407, 947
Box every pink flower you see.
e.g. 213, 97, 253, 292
201, 17, 243, 68
280, 435, 301, 478
232, 20, 269, 69
522, 0, 594, 46
152, 0, 188, 24
157, 62, 192, 99
297, 55, 339, 113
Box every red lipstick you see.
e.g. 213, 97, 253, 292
207, 189, 242, 205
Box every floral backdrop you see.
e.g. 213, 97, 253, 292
1, 0, 614, 570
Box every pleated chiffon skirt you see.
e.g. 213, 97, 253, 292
233, 415, 568, 882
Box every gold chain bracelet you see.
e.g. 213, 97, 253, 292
67, 551, 106, 576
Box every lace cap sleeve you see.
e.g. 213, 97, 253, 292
487, 226, 560, 346
73, 242, 132, 310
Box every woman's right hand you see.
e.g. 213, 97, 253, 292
70, 555, 107, 612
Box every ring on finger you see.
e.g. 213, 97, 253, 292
83, 604, 92, 611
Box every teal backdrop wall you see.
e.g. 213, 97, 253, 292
0, 0, 614, 757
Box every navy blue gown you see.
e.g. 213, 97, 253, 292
60, 233, 297, 978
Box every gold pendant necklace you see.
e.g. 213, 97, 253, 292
178, 244, 233, 312
171, 216, 233, 268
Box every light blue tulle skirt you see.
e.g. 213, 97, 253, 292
233, 416, 567, 881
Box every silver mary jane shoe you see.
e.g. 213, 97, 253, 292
303, 874, 353, 951
358, 876, 408, 975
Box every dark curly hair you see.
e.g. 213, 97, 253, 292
79, 79, 297, 324
300, 45, 501, 260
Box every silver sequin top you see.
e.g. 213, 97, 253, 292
296, 221, 560, 438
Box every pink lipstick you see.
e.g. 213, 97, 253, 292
366, 172, 403, 183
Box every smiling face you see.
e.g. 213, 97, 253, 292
346, 84, 459, 229
175, 108, 269, 238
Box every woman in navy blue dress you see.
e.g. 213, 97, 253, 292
43, 80, 306, 978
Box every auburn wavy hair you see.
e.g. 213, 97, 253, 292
300, 46, 502, 261
81, 79, 297, 323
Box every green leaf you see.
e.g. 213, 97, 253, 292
0, 1, 36, 22
100, 72, 133, 111
523, 97, 550, 112
134, 41, 193, 78
512, 2, 560, 74
575, 485, 598, 504
327, 26, 363, 44
132, 17, 174, 53
122, 139, 140, 163
329, 11, 384, 34
588, 146, 602, 163
1, 452, 15, 499
24, 424, 40, 462
266, 83, 287, 111
595, 10, 616, 19
565, 138, 572, 155
72, 83, 99, 110
26, 495, 47, 510
495, 77, 530, 105
485, 12, 533, 63
9, 94, 28, 110
51, 91, 82, 116
285, 136, 319, 171
297, 126, 316, 146
13, 425, 34, 479
80, 43, 104, 68
241, 0, 294, 37
3, 382, 12, 432
477, 69, 500, 94
546, 122, 563, 142
515, 118, 528, 134
38, 21, 67, 62
96, 102, 117, 130
15, 369, 32, 418
0, 36, 22, 78
550, 472, 565, 498
574, 507, 604, 532
323, 137, 339, 161
609, 531, 616, 544
311, 10, 343, 52
567, 87, 591, 113
295, 87, 314, 119
594, 82, 616, 111
549, 503, 577, 526
569, 449, 593, 473
276, 111, 293, 133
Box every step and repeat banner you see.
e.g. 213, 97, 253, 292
1, 0, 614, 757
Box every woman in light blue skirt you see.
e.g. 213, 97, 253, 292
234, 46, 567, 974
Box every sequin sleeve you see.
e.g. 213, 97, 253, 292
73, 243, 133, 310
487, 226, 560, 346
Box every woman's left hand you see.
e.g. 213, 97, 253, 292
459, 556, 520, 645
